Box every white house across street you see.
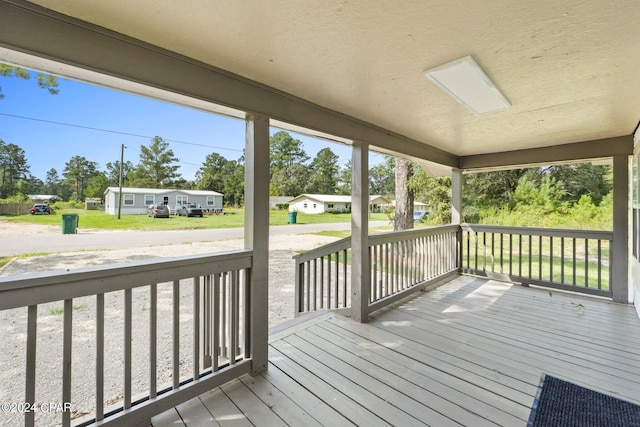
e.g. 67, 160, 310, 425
287, 194, 389, 214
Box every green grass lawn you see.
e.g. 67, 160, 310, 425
2, 208, 390, 231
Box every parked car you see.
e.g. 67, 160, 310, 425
176, 203, 204, 217
413, 210, 428, 222
30, 204, 51, 215
147, 204, 170, 218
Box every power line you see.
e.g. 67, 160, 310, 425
0, 112, 243, 152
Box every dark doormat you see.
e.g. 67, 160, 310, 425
528, 374, 640, 426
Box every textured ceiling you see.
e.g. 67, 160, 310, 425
25, 0, 640, 157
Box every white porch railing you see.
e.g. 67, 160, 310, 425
293, 225, 460, 316
460, 224, 613, 298
0, 250, 253, 427
294, 224, 616, 316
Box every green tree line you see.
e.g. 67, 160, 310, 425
411, 163, 613, 229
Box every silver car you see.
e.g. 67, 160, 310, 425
148, 204, 170, 218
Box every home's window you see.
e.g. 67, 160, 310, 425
313, 203, 317, 209
144, 195, 155, 205
177, 195, 188, 205
304, 203, 307, 209
123, 194, 134, 206
207, 196, 215, 206
328, 204, 334, 208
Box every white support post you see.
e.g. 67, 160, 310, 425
451, 168, 463, 270
245, 112, 270, 374
612, 154, 629, 303
351, 141, 370, 322
451, 168, 462, 224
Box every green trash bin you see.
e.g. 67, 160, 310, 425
288, 211, 297, 224
61, 213, 79, 234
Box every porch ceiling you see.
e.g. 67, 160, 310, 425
14, 1, 640, 159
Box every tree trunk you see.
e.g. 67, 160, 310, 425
394, 158, 414, 231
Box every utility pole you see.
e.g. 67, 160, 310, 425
117, 144, 125, 219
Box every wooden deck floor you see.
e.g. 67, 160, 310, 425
152, 275, 640, 426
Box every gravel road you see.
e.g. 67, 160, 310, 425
0, 221, 344, 426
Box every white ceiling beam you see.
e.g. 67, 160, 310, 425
460, 135, 633, 171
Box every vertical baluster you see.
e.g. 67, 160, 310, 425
343, 249, 348, 306
538, 235, 543, 280
62, 299, 72, 427
243, 269, 251, 359
320, 256, 325, 309
609, 239, 613, 290
420, 236, 425, 280
394, 242, 400, 293
561, 237, 565, 284
597, 240, 602, 289
372, 245, 378, 301
213, 273, 220, 372
466, 230, 470, 269
433, 234, 437, 277
474, 231, 479, 270
572, 238, 577, 286
149, 285, 157, 398
334, 251, 339, 307
193, 276, 200, 379
482, 232, 487, 271
549, 237, 554, 283
96, 294, 105, 420
173, 280, 180, 389
124, 290, 132, 410
305, 260, 311, 312
230, 271, 238, 365
25, 305, 37, 427
202, 276, 212, 370
490, 232, 495, 272
327, 254, 332, 309
312, 259, 317, 311
584, 239, 589, 288
509, 234, 513, 276
412, 238, 417, 284
400, 241, 405, 290
528, 235, 533, 279
518, 234, 522, 277
385, 243, 390, 296
221, 273, 227, 360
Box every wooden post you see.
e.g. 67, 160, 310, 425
451, 168, 463, 269
351, 141, 370, 322
245, 113, 270, 374
612, 154, 629, 303
451, 168, 462, 224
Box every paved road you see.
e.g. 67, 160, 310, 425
0, 220, 390, 256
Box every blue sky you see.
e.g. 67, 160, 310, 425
0, 70, 374, 182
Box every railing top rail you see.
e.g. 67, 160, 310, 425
460, 223, 613, 240
293, 236, 351, 263
0, 249, 253, 310
368, 224, 459, 246
293, 224, 461, 264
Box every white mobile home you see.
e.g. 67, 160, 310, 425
104, 187, 223, 215
287, 194, 390, 214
